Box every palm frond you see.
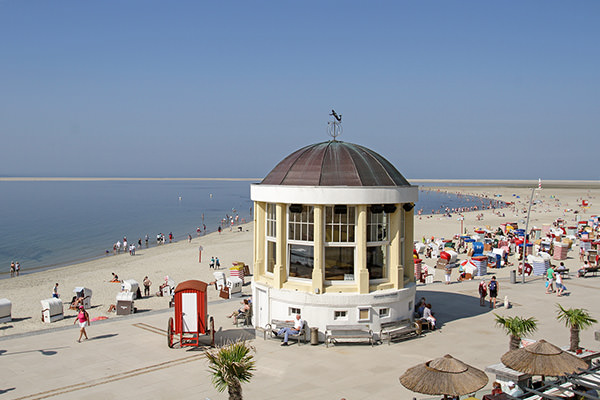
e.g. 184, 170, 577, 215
556, 304, 597, 330
494, 314, 538, 337
205, 340, 256, 396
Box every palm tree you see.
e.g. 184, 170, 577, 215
556, 304, 597, 352
205, 340, 256, 400
494, 314, 538, 351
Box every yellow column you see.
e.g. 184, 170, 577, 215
403, 206, 415, 283
388, 205, 403, 289
254, 202, 266, 280
356, 205, 369, 294
312, 205, 324, 293
274, 203, 287, 289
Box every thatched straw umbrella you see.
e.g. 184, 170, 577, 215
399, 354, 488, 398
501, 339, 587, 377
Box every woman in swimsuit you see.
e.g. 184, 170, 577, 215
73, 305, 90, 343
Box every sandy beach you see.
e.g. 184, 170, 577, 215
0, 224, 254, 336
1, 184, 598, 337
1, 183, 599, 399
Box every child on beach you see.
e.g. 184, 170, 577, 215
478, 280, 487, 306
555, 272, 566, 297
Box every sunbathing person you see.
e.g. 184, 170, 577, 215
70, 295, 85, 309
226, 299, 250, 324
110, 273, 120, 283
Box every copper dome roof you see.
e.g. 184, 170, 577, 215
261, 141, 411, 187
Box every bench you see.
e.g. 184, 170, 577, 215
579, 267, 599, 277
416, 318, 434, 332
379, 319, 422, 345
263, 319, 309, 345
325, 324, 374, 348
556, 268, 569, 278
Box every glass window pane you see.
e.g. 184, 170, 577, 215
367, 245, 387, 280
325, 247, 354, 281
289, 244, 314, 279
266, 240, 276, 273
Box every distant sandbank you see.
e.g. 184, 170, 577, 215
2, 177, 600, 188
0, 177, 260, 182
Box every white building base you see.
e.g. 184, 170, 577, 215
252, 281, 416, 342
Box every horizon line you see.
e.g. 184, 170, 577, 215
1, 177, 599, 186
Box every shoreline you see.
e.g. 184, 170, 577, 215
2, 187, 501, 279
1, 184, 598, 338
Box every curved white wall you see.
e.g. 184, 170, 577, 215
252, 281, 416, 341
251, 184, 418, 205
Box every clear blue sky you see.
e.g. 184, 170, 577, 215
1, 1, 598, 180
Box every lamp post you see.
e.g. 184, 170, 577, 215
521, 188, 535, 284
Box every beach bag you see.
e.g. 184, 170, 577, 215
489, 280, 497, 291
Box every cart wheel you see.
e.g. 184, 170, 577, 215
209, 316, 215, 347
167, 317, 174, 348
413, 321, 422, 335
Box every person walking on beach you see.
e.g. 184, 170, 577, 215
444, 264, 452, 284
215, 257, 220, 269
138, 238, 142, 248
15, 261, 20, 276
555, 271, 566, 297
53, 283, 60, 298
488, 276, 498, 309
188, 234, 192, 243
143, 276, 152, 297
145, 234, 149, 247
10, 261, 15, 278
209, 257, 215, 269
74, 305, 90, 343
546, 265, 555, 294
478, 280, 487, 306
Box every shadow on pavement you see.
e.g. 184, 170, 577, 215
416, 289, 494, 328
89, 333, 119, 341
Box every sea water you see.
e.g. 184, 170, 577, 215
0, 180, 499, 277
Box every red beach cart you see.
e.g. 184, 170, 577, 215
167, 280, 215, 348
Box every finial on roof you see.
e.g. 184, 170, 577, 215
327, 109, 343, 141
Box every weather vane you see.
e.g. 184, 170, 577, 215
328, 109, 343, 140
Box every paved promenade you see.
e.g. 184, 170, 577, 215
1, 268, 599, 400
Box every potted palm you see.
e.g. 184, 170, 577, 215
556, 304, 597, 352
205, 340, 256, 400
494, 314, 538, 351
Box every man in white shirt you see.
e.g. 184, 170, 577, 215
277, 314, 303, 346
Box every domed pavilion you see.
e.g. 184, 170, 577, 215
251, 136, 418, 335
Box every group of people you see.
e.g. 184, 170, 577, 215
9, 261, 21, 277
415, 297, 437, 330
209, 257, 221, 269
478, 276, 499, 308
546, 264, 567, 296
